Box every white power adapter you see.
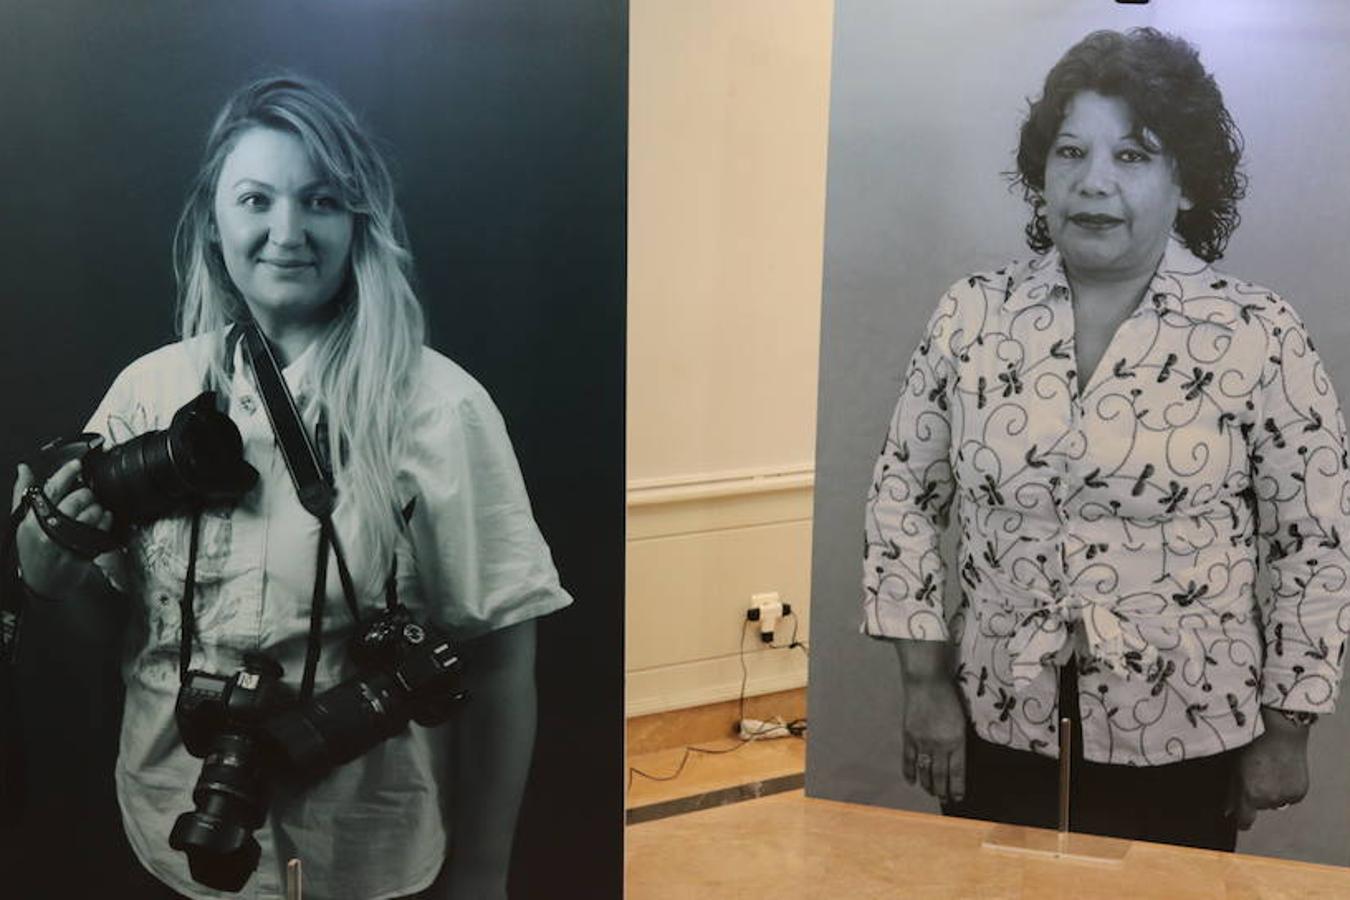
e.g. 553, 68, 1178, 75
746, 594, 792, 642
739, 717, 792, 740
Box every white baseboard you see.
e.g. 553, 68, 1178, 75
626, 647, 809, 718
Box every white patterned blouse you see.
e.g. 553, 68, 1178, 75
863, 239, 1350, 765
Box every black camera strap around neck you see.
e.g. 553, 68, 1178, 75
245, 322, 363, 699
178, 323, 388, 700
239, 323, 334, 520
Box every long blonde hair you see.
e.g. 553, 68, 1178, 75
173, 75, 424, 563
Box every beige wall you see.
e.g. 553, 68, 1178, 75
627, 1, 834, 715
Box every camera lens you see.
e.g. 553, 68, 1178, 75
266, 671, 410, 772
168, 731, 271, 892
82, 391, 257, 524
266, 634, 463, 774
86, 430, 179, 522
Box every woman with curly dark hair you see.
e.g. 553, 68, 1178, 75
1014, 28, 1246, 264
863, 27, 1350, 850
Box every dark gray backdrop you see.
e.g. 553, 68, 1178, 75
806, 0, 1350, 866
0, 1, 626, 896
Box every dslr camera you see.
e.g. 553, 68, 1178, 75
25, 390, 258, 557
169, 605, 466, 892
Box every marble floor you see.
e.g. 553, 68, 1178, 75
626, 734, 807, 823
625, 688, 808, 823
626, 790, 1350, 899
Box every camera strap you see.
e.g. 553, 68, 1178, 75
240, 322, 368, 699
177, 324, 402, 699
0, 507, 25, 819
0, 506, 29, 666
178, 511, 201, 682
17, 480, 123, 560
240, 323, 334, 520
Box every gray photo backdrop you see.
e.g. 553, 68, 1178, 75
807, 0, 1350, 866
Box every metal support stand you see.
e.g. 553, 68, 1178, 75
980, 716, 1130, 864
287, 858, 303, 900
1057, 713, 1071, 854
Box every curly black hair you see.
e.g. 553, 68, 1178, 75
1012, 28, 1246, 263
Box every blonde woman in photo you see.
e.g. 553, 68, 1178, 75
13, 75, 570, 899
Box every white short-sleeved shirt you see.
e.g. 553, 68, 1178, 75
85, 335, 572, 900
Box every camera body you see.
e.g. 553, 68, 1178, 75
266, 605, 467, 773
170, 607, 467, 891
168, 653, 290, 893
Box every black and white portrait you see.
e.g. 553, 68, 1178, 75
808, 0, 1350, 866
0, 3, 625, 898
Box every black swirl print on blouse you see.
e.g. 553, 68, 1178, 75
863, 241, 1350, 765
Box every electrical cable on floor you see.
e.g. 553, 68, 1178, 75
627, 611, 809, 793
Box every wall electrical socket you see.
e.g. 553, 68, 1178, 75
749, 591, 780, 610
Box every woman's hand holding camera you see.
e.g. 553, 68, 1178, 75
11, 459, 113, 600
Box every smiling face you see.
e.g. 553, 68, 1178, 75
1042, 91, 1192, 284
212, 127, 354, 332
